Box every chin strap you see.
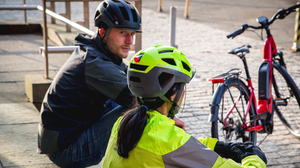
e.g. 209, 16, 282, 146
165, 83, 185, 119
167, 102, 179, 119
139, 83, 185, 119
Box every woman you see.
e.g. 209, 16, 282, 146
102, 45, 267, 167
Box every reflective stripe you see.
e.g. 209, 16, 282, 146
162, 136, 219, 168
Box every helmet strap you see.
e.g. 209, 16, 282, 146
168, 101, 179, 119
161, 83, 185, 119
101, 28, 111, 43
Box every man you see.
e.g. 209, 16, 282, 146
37, 0, 141, 167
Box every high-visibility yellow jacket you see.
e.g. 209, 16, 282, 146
102, 110, 266, 168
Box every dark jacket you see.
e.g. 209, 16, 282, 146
37, 32, 135, 154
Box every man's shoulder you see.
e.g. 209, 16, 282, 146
75, 33, 93, 43
75, 33, 104, 55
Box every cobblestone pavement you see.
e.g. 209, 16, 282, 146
140, 9, 300, 167
1, 0, 300, 167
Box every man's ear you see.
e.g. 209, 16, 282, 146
99, 28, 106, 38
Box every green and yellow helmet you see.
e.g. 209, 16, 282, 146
127, 45, 195, 99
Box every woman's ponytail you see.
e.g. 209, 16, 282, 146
116, 83, 181, 158
117, 106, 148, 158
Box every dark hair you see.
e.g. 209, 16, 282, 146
116, 83, 182, 158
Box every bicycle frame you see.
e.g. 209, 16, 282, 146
219, 35, 278, 133
257, 35, 277, 114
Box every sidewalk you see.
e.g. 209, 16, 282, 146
1, 1, 300, 167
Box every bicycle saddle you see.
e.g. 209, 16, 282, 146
228, 45, 252, 55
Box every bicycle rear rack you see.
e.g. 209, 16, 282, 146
208, 68, 242, 95
208, 68, 242, 84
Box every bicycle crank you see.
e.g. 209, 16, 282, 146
258, 111, 274, 134
234, 119, 250, 142
223, 117, 250, 142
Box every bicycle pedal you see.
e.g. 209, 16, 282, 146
275, 98, 287, 106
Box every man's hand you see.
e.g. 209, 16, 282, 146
173, 116, 185, 131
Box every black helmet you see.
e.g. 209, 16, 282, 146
94, 0, 141, 32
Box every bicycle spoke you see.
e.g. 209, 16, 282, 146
226, 84, 245, 125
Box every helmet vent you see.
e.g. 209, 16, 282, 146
182, 61, 191, 72
108, 8, 117, 20
162, 58, 176, 66
131, 9, 138, 22
158, 50, 173, 54
130, 63, 148, 71
129, 76, 141, 83
119, 7, 129, 21
95, 11, 100, 18
103, 2, 108, 8
158, 72, 174, 89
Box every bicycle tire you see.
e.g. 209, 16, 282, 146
211, 77, 257, 144
273, 63, 300, 137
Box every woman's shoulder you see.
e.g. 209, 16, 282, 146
138, 111, 191, 155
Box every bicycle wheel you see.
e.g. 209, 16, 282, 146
273, 63, 300, 137
211, 77, 257, 144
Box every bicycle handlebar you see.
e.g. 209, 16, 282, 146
227, 24, 261, 39
227, 3, 300, 39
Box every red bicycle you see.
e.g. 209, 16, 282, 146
208, 4, 300, 145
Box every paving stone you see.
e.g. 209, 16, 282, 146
0, 103, 39, 124
0, 124, 56, 168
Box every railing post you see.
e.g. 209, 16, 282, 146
42, 0, 49, 79
292, 3, 300, 52
65, 1, 71, 32
50, 1, 56, 24
135, 0, 142, 53
184, 0, 190, 19
23, 0, 27, 23
170, 6, 177, 48
83, 1, 89, 29
157, 0, 162, 12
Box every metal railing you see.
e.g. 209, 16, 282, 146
0, 5, 38, 10
0, 4, 94, 78
0, 5, 94, 36
39, 46, 78, 53
0, 0, 142, 79
37, 5, 95, 36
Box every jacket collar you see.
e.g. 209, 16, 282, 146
75, 31, 123, 66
